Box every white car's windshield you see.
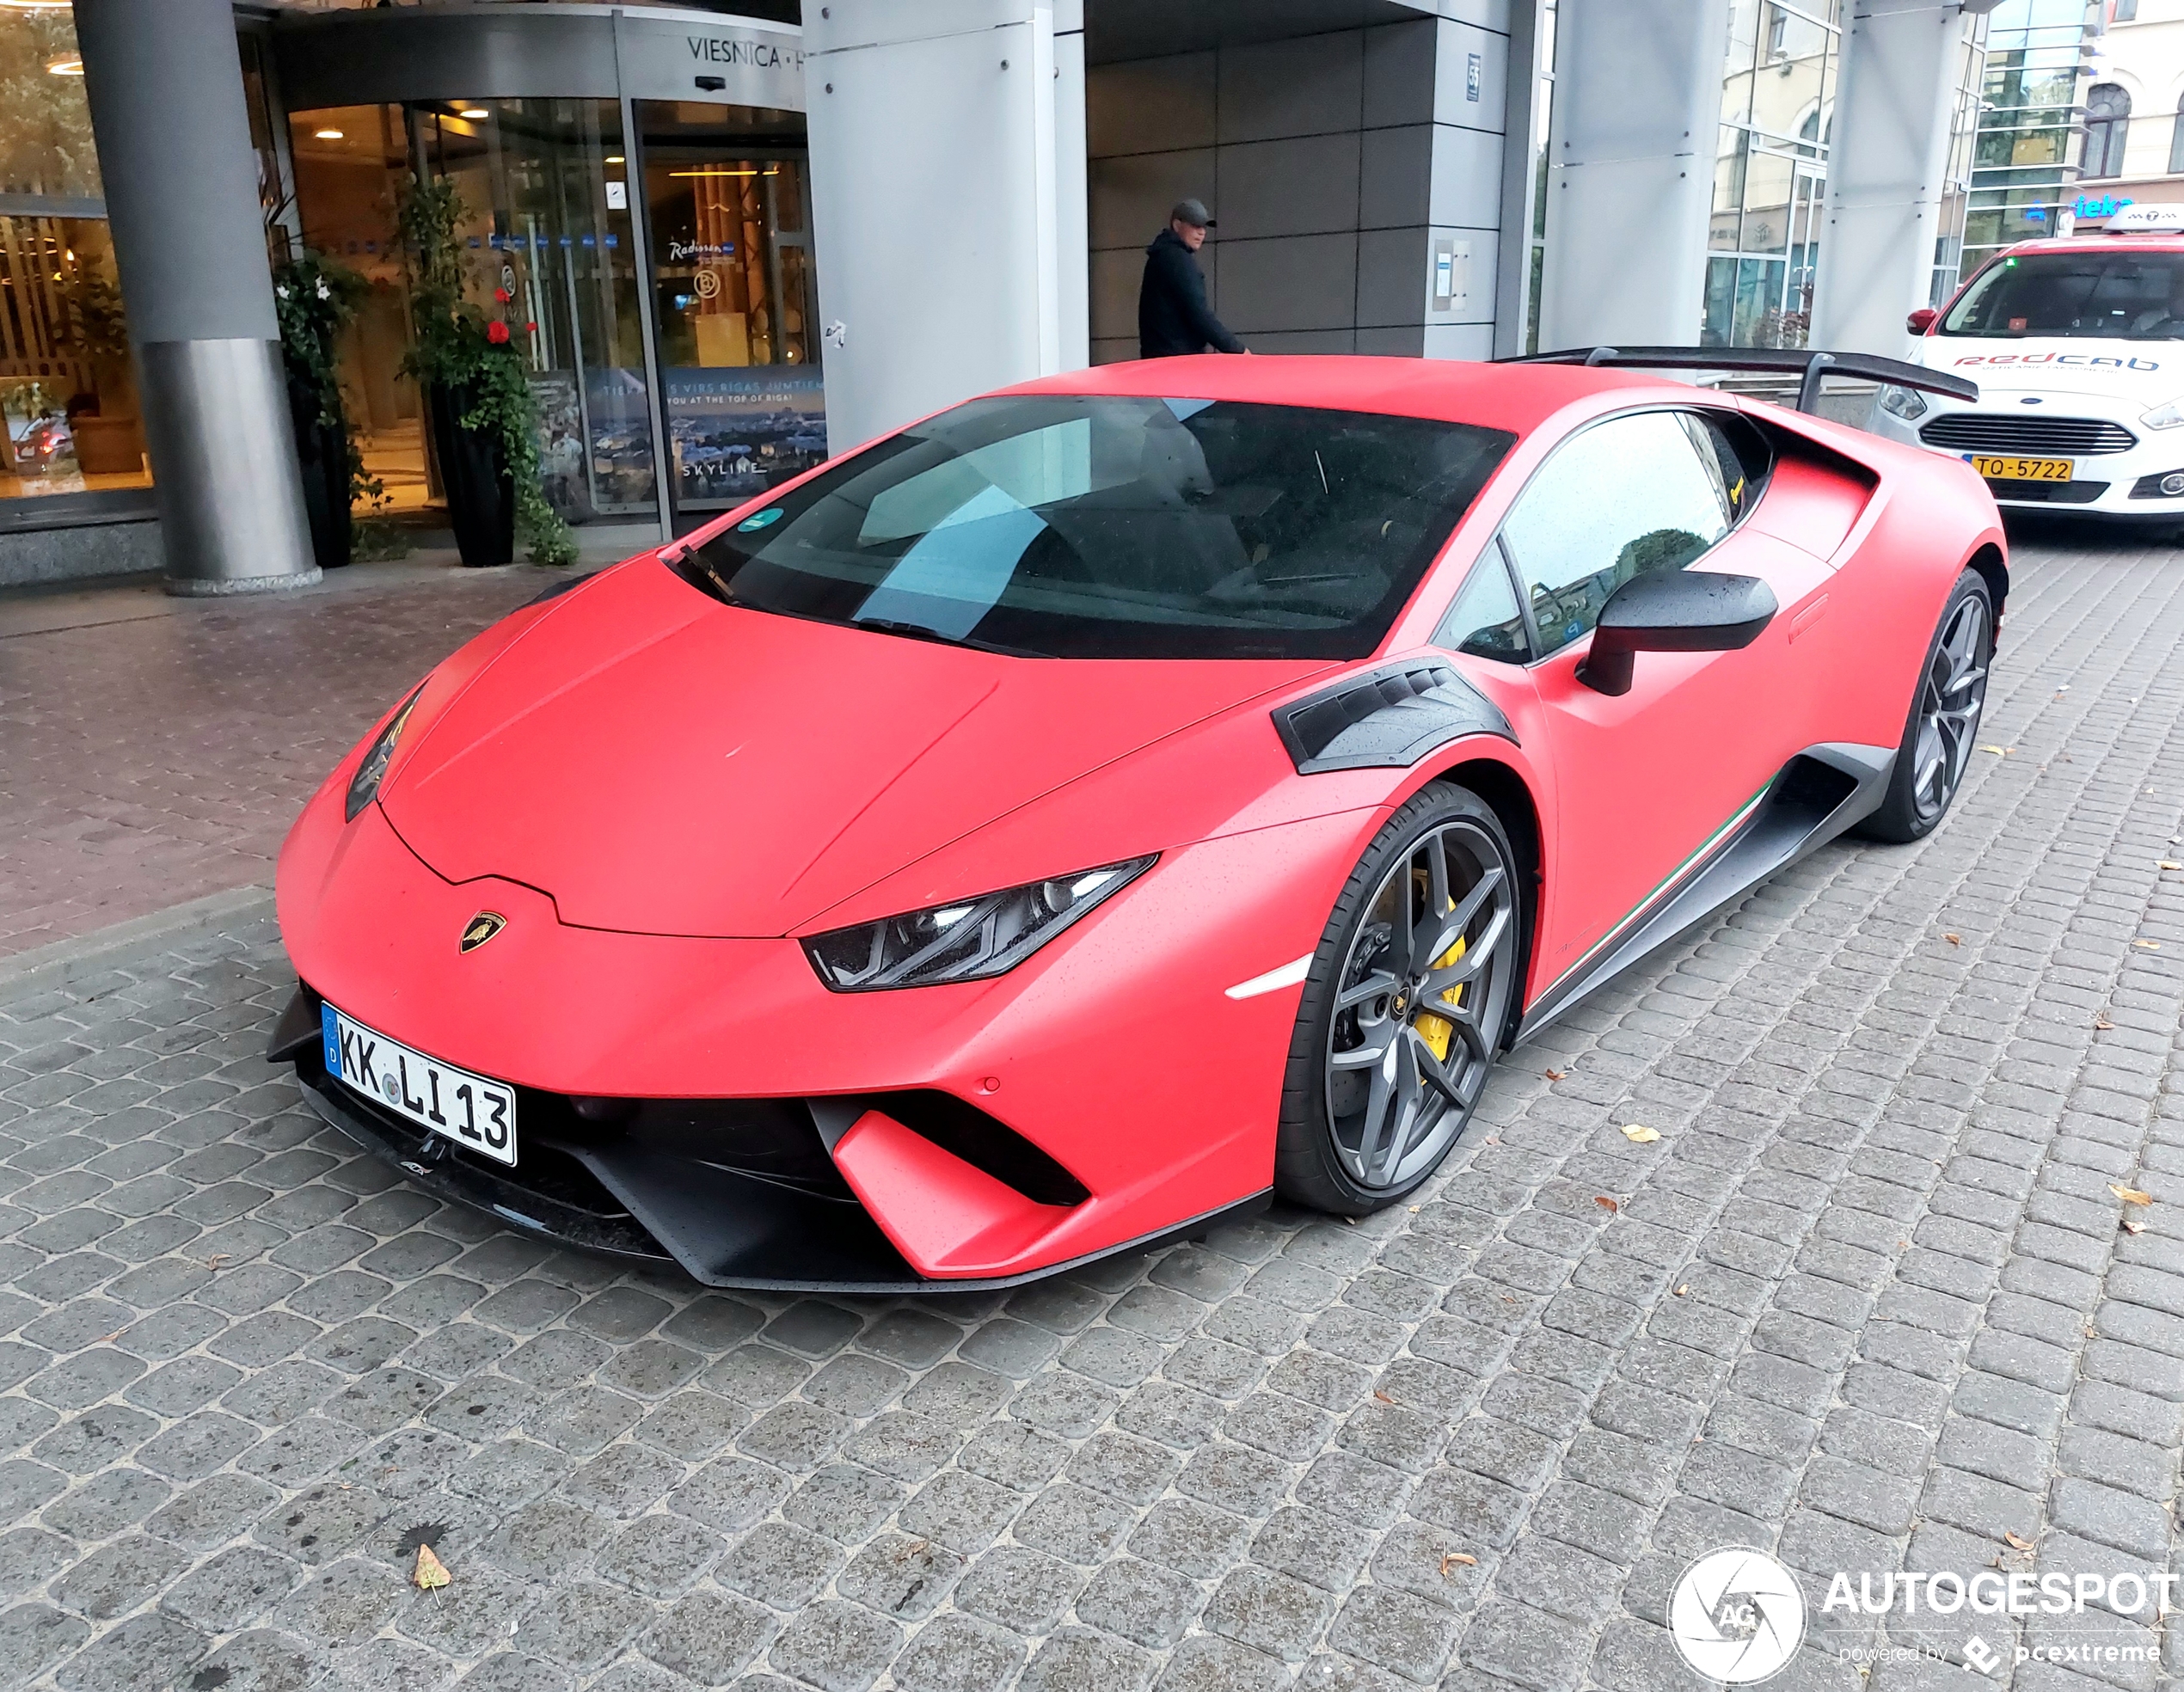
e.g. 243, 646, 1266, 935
1942, 249, 2184, 340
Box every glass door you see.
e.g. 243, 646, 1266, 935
423, 100, 657, 523
635, 100, 825, 525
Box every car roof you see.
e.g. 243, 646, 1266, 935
1998, 234, 2184, 256
1004, 353, 1679, 434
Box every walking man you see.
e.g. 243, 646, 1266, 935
1138, 199, 1248, 359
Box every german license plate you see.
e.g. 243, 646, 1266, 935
1965, 453, 2073, 482
321, 1003, 517, 1166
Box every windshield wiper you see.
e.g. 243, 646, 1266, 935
851, 616, 1044, 659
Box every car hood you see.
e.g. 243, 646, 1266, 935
379, 559, 1330, 937
1919, 335, 2183, 404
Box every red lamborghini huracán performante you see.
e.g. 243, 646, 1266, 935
270, 347, 2003, 1291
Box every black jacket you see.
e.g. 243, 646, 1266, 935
1138, 229, 1244, 358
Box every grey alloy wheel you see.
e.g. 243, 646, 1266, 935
1321, 814, 1518, 1193
1908, 590, 1990, 826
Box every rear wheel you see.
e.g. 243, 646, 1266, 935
1858, 568, 1991, 843
1275, 784, 1521, 1215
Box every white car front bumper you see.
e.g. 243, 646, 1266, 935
1870, 390, 2184, 522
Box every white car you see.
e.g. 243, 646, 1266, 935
1872, 208, 2184, 536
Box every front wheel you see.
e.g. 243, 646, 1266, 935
1858, 568, 1992, 844
1274, 784, 1523, 1215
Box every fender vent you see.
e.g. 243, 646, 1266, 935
812, 1091, 1090, 1208
1273, 660, 1515, 775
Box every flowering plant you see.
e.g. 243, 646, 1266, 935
394, 175, 576, 566
272, 251, 384, 515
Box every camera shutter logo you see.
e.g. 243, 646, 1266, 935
1670, 1548, 1807, 1683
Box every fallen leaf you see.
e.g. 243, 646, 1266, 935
413, 1543, 451, 1591
1340, 1215, 1356, 1226
2094, 1015, 2114, 1032
204, 1254, 229, 1271
2161, 861, 2184, 872
97, 1331, 120, 1345
2136, 939, 2162, 949
2111, 1186, 2153, 1206
1373, 1389, 1396, 1406
1407, 1205, 1420, 1214
1673, 1284, 1690, 1297
2123, 1217, 2147, 1235
1439, 1552, 1478, 1576
1943, 933, 1961, 946
1544, 1069, 1567, 1081
2004, 1531, 2034, 1551
1978, 745, 2008, 756
1594, 1195, 1620, 1213
1620, 1124, 1661, 1143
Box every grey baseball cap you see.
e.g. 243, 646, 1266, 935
1170, 198, 1216, 229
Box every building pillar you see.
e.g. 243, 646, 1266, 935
805, 0, 1087, 452
75, 0, 317, 595
1808, 0, 1984, 358
1536, 0, 1730, 350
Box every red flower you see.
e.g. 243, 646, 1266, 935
494, 286, 512, 304
487, 320, 511, 346
525, 322, 537, 334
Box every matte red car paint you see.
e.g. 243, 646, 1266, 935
279, 352, 2005, 1283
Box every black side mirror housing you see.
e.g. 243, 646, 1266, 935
1577, 569, 1778, 696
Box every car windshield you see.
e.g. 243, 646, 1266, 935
677, 394, 1514, 659
1942, 249, 2184, 339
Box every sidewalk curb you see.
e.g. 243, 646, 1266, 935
0, 886, 276, 1006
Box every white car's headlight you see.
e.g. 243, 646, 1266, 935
2143, 397, 2184, 430
1877, 384, 1929, 422
805, 857, 1156, 990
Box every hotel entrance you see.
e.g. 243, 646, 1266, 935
267, 4, 816, 545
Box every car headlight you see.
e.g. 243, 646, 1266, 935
1877, 384, 1929, 422
2143, 397, 2184, 430
805, 856, 1156, 990
345, 686, 425, 821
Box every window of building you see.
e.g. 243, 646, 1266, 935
1962, 0, 2096, 281
0, 5, 151, 506
2113, 0, 2138, 21
2083, 82, 2131, 179
2169, 93, 2184, 174
1705, 0, 1843, 349
1498, 413, 1735, 659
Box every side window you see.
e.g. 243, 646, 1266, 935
1500, 411, 1734, 658
1695, 411, 1774, 522
1434, 540, 1531, 662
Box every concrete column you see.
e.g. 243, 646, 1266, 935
805, 0, 1088, 452
1808, 0, 1984, 358
1537, 0, 1731, 350
75, 0, 317, 595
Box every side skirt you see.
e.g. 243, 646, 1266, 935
1512, 742, 1895, 1045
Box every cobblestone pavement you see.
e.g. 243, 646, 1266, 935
0, 556, 586, 959
1, 533, 2181, 1692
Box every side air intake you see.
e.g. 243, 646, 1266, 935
1273, 660, 1516, 775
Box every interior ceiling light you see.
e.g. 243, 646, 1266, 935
671, 169, 761, 179
604, 155, 624, 165
315, 127, 345, 140
459, 107, 489, 119
46, 55, 83, 75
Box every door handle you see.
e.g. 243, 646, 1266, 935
1788, 594, 1830, 642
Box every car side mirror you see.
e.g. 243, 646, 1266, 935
1906, 307, 1939, 335
1577, 570, 1778, 697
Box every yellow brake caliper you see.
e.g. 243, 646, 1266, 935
1413, 934, 1466, 1063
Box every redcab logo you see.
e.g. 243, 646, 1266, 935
1951, 352, 2161, 371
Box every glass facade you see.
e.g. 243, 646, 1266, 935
1704, 0, 1842, 347
0, 2, 149, 503
1962, 0, 2100, 281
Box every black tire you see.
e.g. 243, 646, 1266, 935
1274, 782, 1524, 1215
1857, 568, 1992, 844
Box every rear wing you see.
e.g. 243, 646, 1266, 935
1498, 346, 1978, 414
